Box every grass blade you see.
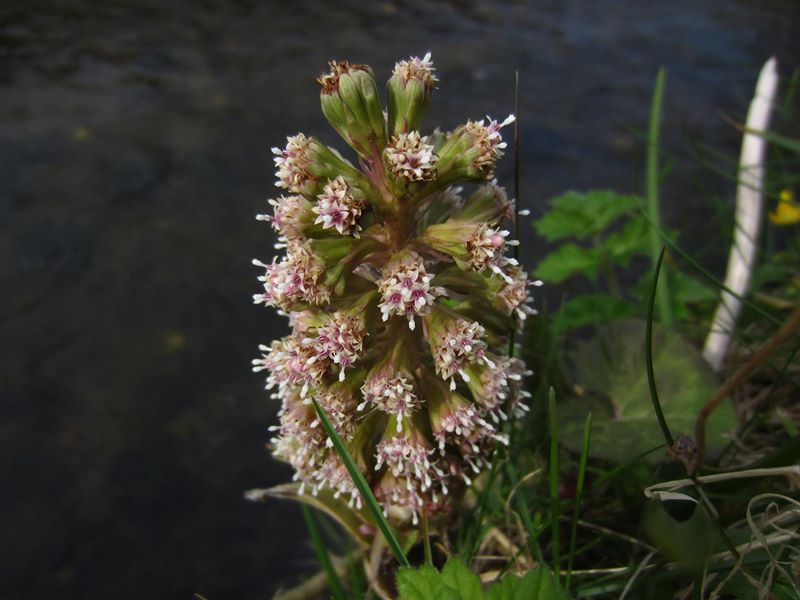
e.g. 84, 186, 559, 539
421, 508, 433, 567
310, 398, 410, 567
646, 67, 674, 327
565, 411, 592, 593
301, 504, 348, 600
548, 387, 561, 580
646, 246, 674, 447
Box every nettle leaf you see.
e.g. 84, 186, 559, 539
534, 243, 600, 283
604, 215, 650, 265
397, 559, 566, 600
486, 568, 569, 600
558, 318, 736, 463
397, 564, 458, 600
534, 190, 643, 241
440, 558, 483, 599
396, 559, 477, 600
553, 293, 639, 334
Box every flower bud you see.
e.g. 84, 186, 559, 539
456, 180, 513, 225
319, 61, 388, 159
386, 52, 438, 137
257, 194, 316, 239
417, 219, 512, 276
273, 133, 364, 197
435, 115, 515, 185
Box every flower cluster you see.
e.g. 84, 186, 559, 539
253, 54, 538, 529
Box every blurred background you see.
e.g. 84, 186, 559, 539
1, 1, 798, 598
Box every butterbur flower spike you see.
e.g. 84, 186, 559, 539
253, 54, 537, 533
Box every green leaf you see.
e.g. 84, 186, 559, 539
486, 568, 568, 600
440, 558, 483, 599
604, 216, 650, 265
534, 243, 601, 283
553, 293, 639, 334
534, 190, 642, 241
558, 318, 736, 463
397, 560, 568, 600
397, 564, 457, 600
643, 499, 718, 572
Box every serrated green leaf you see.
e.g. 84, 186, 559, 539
604, 216, 650, 264
558, 318, 736, 463
440, 558, 483, 600
534, 243, 601, 283
486, 568, 568, 600
397, 564, 457, 600
553, 293, 639, 334
534, 190, 643, 241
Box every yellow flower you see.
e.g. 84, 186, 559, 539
769, 190, 800, 226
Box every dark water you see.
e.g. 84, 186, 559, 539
1, 1, 798, 598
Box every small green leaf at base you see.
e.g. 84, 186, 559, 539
397, 558, 567, 600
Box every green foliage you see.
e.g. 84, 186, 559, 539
533, 189, 713, 333
552, 293, 637, 334
396, 558, 567, 600
535, 243, 601, 283
534, 190, 642, 241
557, 319, 737, 463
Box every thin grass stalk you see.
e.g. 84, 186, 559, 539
421, 508, 433, 567
646, 68, 674, 327
646, 246, 675, 447
311, 398, 410, 567
301, 504, 348, 600
505, 461, 547, 566
566, 412, 592, 592
548, 387, 561, 579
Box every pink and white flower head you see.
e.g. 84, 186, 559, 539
430, 391, 508, 466
495, 264, 541, 320
313, 176, 365, 236
252, 240, 329, 311
375, 427, 441, 491
306, 310, 366, 382
377, 251, 444, 330
313, 453, 362, 507
252, 334, 328, 398
359, 373, 420, 431
257, 194, 313, 239
429, 315, 493, 390
465, 223, 512, 272
463, 114, 515, 173
272, 133, 316, 195
384, 131, 438, 182
392, 52, 438, 91
312, 383, 360, 443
